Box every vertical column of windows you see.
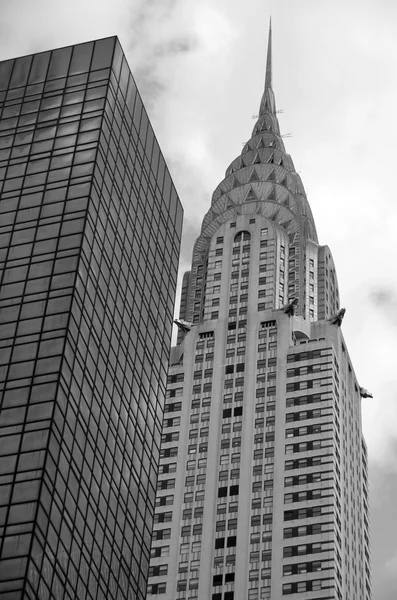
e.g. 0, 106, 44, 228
339, 347, 369, 600
282, 347, 345, 598
211, 257, 251, 600
287, 231, 302, 314
191, 262, 205, 324
203, 235, 224, 322
230, 232, 250, 315
278, 242, 286, 306
176, 333, 215, 598
248, 322, 278, 600
307, 256, 316, 320
257, 228, 274, 311
149, 373, 184, 597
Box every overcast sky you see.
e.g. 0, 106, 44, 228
1, 0, 396, 597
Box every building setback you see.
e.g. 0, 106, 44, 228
0, 38, 183, 600
147, 25, 371, 600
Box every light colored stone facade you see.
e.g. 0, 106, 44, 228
147, 24, 371, 600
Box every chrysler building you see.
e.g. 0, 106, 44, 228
147, 24, 371, 600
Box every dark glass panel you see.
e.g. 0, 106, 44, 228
132, 92, 143, 129
10, 55, 32, 88
0, 59, 14, 90
119, 57, 130, 94
112, 42, 123, 79
28, 52, 51, 84
91, 38, 116, 70
48, 47, 72, 80
69, 42, 94, 75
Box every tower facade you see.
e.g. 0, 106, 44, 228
0, 38, 183, 599
147, 27, 371, 600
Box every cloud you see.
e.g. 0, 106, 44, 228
1, 2, 397, 597
370, 287, 397, 325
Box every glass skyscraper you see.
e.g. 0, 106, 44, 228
0, 38, 183, 599
147, 25, 371, 600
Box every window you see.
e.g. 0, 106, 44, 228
234, 230, 251, 242
159, 462, 177, 474
154, 511, 173, 524
216, 520, 226, 532
177, 581, 187, 592
215, 537, 225, 549
156, 495, 174, 507
153, 529, 171, 541
161, 432, 179, 443
164, 416, 180, 428
150, 545, 170, 558
148, 582, 166, 594
193, 524, 203, 535
181, 525, 191, 537
282, 583, 293, 595
149, 564, 168, 577
157, 479, 175, 490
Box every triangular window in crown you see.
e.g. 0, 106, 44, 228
245, 186, 257, 202
271, 209, 279, 221
239, 157, 246, 169
267, 169, 276, 182
282, 196, 290, 208
280, 220, 291, 231
267, 153, 274, 164
248, 169, 259, 183
253, 153, 262, 164
279, 157, 284, 167
226, 195, 235, 209
267, 186, 276, 201
268, 139, 275, 147
257, 138, 266, 149
232, 176, 240, 189
280, 175, 288, 187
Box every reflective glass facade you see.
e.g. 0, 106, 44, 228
0, 38, 183, 600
